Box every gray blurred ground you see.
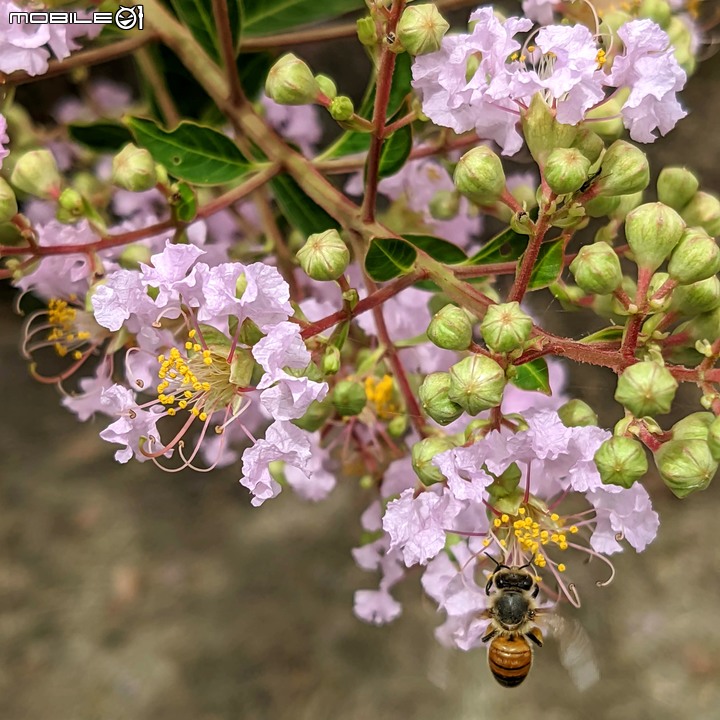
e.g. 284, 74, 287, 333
2, 23, 720, 720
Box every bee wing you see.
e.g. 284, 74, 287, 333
538, 613, 600, 691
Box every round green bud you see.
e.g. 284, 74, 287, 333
654, 439, 718, 498
56, 187, 84, 224
427, 304, 473, 351
329, 95, 354, 122
572, 128, 604, 165
585, 195, 621, 219
673, 307, 720, 347
671, 412, 715, 442
315, 74, 337, 100
332, 380, 367, 417
396, 3, 449, 56
480, 301, 533, 353
521, 94, 578, 167
112, 144, 157, 192
429, 190, 460, 220
119, 243, 153, 269
594, 436, 648, 488
667, 228, 720, 285
671, 276, 720, 315
419, 372, 463, 425
569, 242, 622, 295
611, 192, 645, 221
448, 355, 506, 415
666, 16, 696, 74
638, 0, 671, 27
624, 202, 685, 272
453, 146, 506, 205
412, 436, 456, 485
265, 53, 320, 105
599, 9, 633, 35
557, 399, 598, 427
293, 397, 334, 432
646, 272, 673, 313
708, 416, 720, 462
0, 177, 18, 222
11, 149, 62, 199
387, 414, 408, 438
593, 141, 650, 198
544, 147, 591, 195
322, 345, 341, 375
680, 191, 720, 237
585, 95, 626, 142
657, 166, 699, 211
614, 360, 678, 417
356, 17, 378, 47
296, 229, 350, 281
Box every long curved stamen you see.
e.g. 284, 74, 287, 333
140, 412, 196, 458
29, 348, 95, 384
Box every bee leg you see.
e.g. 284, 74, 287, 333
531, 583, 539, 599
482, 623, 497, 643
525, 627, 544, 648
485, 575, 495, 595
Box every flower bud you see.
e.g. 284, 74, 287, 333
569, 242, 622, 295
624, 202, 685, 272
388, 414, 408, 437
396, 3, 449, 56
666, 15, 696, 74
592, 141, 650, 198
332, 380, 367, 417
638, 0, 671, 27
544, 148, 591, 195
322, 345, 341, 375
315, 74, 337, 100
558, 399, 598, 427
265, 53, 320, 105
680, 191, 720, 237
453, 146, 506, 204
429, 190, 460, 220
118, 243, 153, 269
672, 412, 715, 441
296, 229, 350, 281
572, 128, 604, 165
112, 144, 157, 192
419, 372, 463, 425
480, 302, 533, 353
615, 361, 678, 417
293, 397, 334, 432
672, 307, 720, 346
11, 149, 62, 199
667, 228, 720, 285
708, 416, 720, 462
671, 276, 720, 315
594, 436, 648, 488
654, 439, 718, 498
656, 166, 698, 211
0, 177, 18, 222
356, 17, 378, 46
521, 94, 578, 167
427, 304, 472, 350
645, 272, 673, 313
328, 95, 355, 122
448, 355, 506, 415
585, 195, 621, 219
585, 95, 625, 142
412, 436, 456, 485
55, 187, 84, 224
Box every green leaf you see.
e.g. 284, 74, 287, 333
579, 326, 624, 344
403, 234, 467, 265
169, 0, 242, 61
510, 358, 551, 394
528, 240, 564, 290
170, 182, 198, 223
365, 237, 417, 281
378, 124, 412, 178
68, 121, 133, 153
242, 0, 362, 36
465, 224, 528, 266
270, 174, 340, 235
126, 118, 252, 186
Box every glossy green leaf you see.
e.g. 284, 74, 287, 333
465, 224, 528, 266
68, 122, 133, 152
579, 326, 625, 344
270, 174, 340, 236
528, 240, 564, 290
243, 0, 362, 36
170, 0, 242, 61
365, 237, 417, 281
126, 118, 251, 185
510, 358, 551, 394
378, 124, 412, 178
403, 234, 467, 265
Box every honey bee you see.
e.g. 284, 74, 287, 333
481, 559, 598, 690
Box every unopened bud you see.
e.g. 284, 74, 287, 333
11, 149, 62, 199
454, 146, 506, 204
572, 128, 604, 165
521, 94, 578, 167
569, 242, 622, 295
356, 16, 378, 46
293, 397, 333, 432
332, 380, 367, 416
594, 436, 648, 488
558, 399, 598, 427
585, 195, 621, 219
112, 144, 157, 192
396, 3, 450, 56
624, 202, 685, 272
296, 229, 350, 281
654, 439, 718, 498
646, 272, 673, 313
671, 276, 720, 315
672, 412, 715, 441
419, 372, 463, 425
670, 307, 720, 345
448, 355, 506, 415
480, 301, 533, 353
545, 148, 591, 195
638, 0, 671, 27
708, 416, 720, 462
56, 187, 84, 223
322, 346, 341, 375
680, 191, 720, 237
427, 304, 472, 351
666, 15, 696, 74
593, 140, 650, 198
119, 243, 153, 269
329, 95, 354, 122
412, 436, 456, 485
388, 414, 408, 437
315, 74, 337, 100
265, 53, 320, 105
614, 360, 678, 417
0, 177, 18, 222
429, 190, 460, 220
667, 228, 720, 285
657, 166, 698, 211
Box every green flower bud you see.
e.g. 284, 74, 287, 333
667, 228, 720, 285
670, 307, 720, 345
610, 191, 645, 221
594, 436, 648, 488
265, 53, 320, 105
453, 146, 506, 204
332, 380, 367, 417
293, 397, 334, 432
646, 272, 673, 313
480, 301, 533, 353
654, 439, 718, 498
521, 94, 578, 167
412, 436, 456, 485
671, 276, 720, 315
708, 416, 720, 462
396, 3, 449, 55
638, 0, 671, 27
388, 414, 408, 438
569, 242, 622, 295
118, 243, 153, 269
557, 399, 598, 427
448, 355, 506, 415
322, 345, 341, 375
599, 9, 633, 35
585, 195, 621, 219
680, 191, 720, 237
672, 412, 715, 441
11, 149, 62, 199
0, 177, 18, 222
666, 16, 696, 74
296, 229, 350, 281
593, 141, 650, 198
544, 147, 591, 195
112, 144, 157, 192
571, 128, 604, 165
419, 372, 463, 425
427, 304, 473, 350
614, 360, 678, 416
584, 94, 625, 141
55, 187, 84, 224
329, 95, 355, 122
656, 166, 699, 211
429, 190, 460, 220
624, 202, 685, 272
356, 16, 378, 47
315, 74, 337, 100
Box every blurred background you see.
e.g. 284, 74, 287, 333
2, 6, 720, 720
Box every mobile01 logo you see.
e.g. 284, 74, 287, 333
9, 5, 144, 31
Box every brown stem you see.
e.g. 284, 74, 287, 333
383, 110, 417, 137
621, 266, 652, 360
508, 213, 550, 302
212, 0, 245, 107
